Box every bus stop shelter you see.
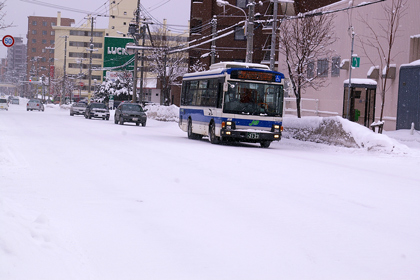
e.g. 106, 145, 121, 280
342, 79, 377, 129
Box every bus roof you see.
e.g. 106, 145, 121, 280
183, 62, 284, 80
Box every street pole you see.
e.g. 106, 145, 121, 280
132, 0, 141, 103
211, 15, 217, 65
346, 27, 355, 120
139, 24, 146, 104
61, 36, 68, 105
246, 1, 255, 63
269, 0, 278, 70
45, 46, 54, 102
88, 16, 94, 103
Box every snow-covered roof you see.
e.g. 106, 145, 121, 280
400, 59, 420, 68
344, 78, 377, 88
209, 62, 270, 70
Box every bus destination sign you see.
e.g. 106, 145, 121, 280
231, 70, 278, 82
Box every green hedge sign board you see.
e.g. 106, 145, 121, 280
103, 37, 135, 79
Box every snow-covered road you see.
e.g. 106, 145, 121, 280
1, 101, 420, 280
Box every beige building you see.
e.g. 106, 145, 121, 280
278, 0, 420, 131
53, 13, 106, 100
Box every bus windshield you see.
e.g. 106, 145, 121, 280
223, 81, 284, 116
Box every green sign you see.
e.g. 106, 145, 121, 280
103, 37, 135, 79
352, 56, 360, 68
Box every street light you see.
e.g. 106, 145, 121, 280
216, 0, 254, 63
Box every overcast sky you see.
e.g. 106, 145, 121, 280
0, 0, 191, 58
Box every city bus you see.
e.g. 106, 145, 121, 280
179, 62, 285, 148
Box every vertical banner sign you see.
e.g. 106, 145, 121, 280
103, 37, 135, 80
50, 65, 55, 95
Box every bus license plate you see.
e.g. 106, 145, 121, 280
247, 132, 260, 139
132, 118, 138, 121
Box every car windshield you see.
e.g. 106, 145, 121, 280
122, 104, 142, 112
223, 81, 284, 116
74, 103, 87, 107
29, 99, 40, 103
0, 99, 6, 103
91, 103, 106, 109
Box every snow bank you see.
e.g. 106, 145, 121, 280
144, 104, 179, 122
283, 116, 411, 153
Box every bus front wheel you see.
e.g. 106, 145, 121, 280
260, 141, 271, 148
209, 123, 220, 144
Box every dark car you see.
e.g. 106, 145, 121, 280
114, 102, 147, 126
84, 102, 110, 120
70, 102, 87, 116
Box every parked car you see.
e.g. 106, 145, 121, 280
11, 98, 19, 105
27, 99, 44, 111
84, 102, 110, 120
0, 98, 8, 110
70, 102, 87, 116
114, 102, 147, 126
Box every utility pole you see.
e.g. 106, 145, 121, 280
87, 16, 95, 103
246, 1, 255, 63
60, 36, 68, 105
45, 46, 54, 102
139, 24, 146, 104
211, 16, 217, 65
269, 0, 278, 70
132, 0, 141, 103
346, 27, 355, 120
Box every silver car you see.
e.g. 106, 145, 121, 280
70, 102, 87, 116
27, 99, 44, 111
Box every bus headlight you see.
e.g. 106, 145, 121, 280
272, 124, 282, 132
222, 121, 235, 129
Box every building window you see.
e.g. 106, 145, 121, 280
124, 11, 127, 15
41, 57, 46, 62
31, 48, 36, 53
42, 30, 47, 36
191, 19, 202, 35
42, 21, 48, 26
317, 58, 328, 77
51, 31, 55, 36
307, 61, 315, 79
51, 22, 56, 27
32, 30, 37, 35
234, 26, 245, 40
32, 39, 37, 43
50, 40, 55, 45
32, 21, 37, 26
237, 0, 248, 8
331, 57, 340, 77
123, 22, 126, 25
42, 39, 47, 44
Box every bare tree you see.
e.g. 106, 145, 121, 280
358, 0, 407, 132
147, 27, 188, 105
278, 13, 336, 118
0, 1, 12, 30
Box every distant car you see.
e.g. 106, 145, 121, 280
114, 102, 147, 126
84, 102, 110, 120
27, 99, 44, 111
141, 101, 157, 107
0, 98, 8, 110
11, 98, 19, 105
70, 102, 87, 116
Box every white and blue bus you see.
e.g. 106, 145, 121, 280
179, 62, 285, 148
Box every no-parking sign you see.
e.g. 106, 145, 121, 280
2, 35, 15, 47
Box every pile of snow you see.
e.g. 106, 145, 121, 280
283, 116, 411, 153
144, 104, 179, 122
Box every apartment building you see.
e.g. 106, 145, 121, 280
53, 15, 106, 101
27, 15, 75, 82
188, 0, 338, 71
